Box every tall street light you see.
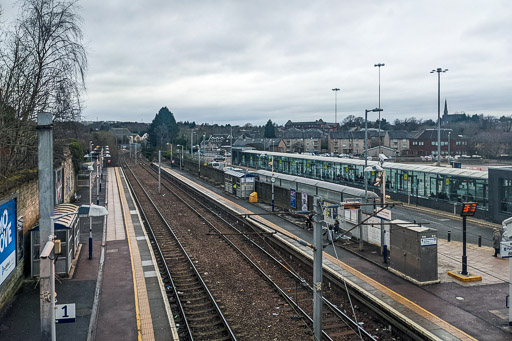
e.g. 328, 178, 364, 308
374, 63, 385, 153
431, 67, 448, 166
365, 108, 383, 201
332, 88, 340, 126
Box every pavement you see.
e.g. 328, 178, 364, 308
0, 167, 177, 341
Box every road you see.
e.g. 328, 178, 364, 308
389, 205, 495, 247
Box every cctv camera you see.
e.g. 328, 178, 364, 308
378, 154, 389, 162
40, 241, 55, 259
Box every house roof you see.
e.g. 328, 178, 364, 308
415, 129, 457, 140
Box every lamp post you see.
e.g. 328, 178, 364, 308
88, 165, 93, 259
177, 144, 183, 169
332, 88, 340, 126
431, 67, 448, 166
364, 108, 383, 201
448, 131, 451, 163
230, 126, 233, 166
374, 63, 385, 153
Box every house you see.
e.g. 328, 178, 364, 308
409, 129, 468, 156
232, 137, 286, 152
328, 131, 353, 154
282, 128, 323, 153
284, 119, 339, 132
384, 130, 418, 155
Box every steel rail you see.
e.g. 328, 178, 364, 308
123, 159, 237, 341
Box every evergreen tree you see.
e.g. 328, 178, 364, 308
264, 119, 276, 138
148, 107, 179, 148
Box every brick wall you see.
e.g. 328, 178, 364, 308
0, 151, 76, 311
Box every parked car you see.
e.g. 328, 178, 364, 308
214, 155, 225, 161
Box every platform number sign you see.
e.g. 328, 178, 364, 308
56, 303, 76, 323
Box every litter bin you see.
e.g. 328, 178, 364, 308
249, 192, 258, 203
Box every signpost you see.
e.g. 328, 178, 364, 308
376, 208, 392, 221
55, 303, 76, 324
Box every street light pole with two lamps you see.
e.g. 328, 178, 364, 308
374, 63, 385, 153
431, 67, 448, 166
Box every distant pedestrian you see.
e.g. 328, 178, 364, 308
334, 219, 340, 234
492, 228, 502, 257
305, 214, 313, 229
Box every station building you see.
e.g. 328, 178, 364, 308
233, 149, 512, 223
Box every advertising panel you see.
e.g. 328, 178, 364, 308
301, 192, 308, 211
290, 189, 296, 209
0, 198, 17, 286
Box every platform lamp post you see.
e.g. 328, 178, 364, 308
271, 155, 275, 212
448, 131, 451, 163
88, 164, 94, 259
364, 108, 383, 202
230, 125, 233, 166
177, 145, 183, 170
332, 88, 340, 126
158, 150, 161, 193
431, 67, 448, 167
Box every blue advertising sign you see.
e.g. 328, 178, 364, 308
290, 189, 296, 209
0, 198, 16, 286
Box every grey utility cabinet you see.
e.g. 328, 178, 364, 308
389, 219, 439, 285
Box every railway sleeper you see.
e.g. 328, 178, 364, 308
183, 302, 217, 311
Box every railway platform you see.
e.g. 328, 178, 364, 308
161, 165, 512, 341
0, 167, 177, 341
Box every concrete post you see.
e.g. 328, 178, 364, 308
158, 150, 161, 193
134, 143, 137, 162
358, 208, 364, 251
313, 196, 323, 341
38, 112, 55, 341
271, 155, 275, 212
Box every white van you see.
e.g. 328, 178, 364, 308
211, 162, 224, 170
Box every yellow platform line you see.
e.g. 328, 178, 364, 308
116, 168, 155, 341
163, 166, 477, 341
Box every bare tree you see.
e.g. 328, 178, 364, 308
0, 0, 87, 177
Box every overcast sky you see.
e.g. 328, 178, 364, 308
3, 0, 512, 125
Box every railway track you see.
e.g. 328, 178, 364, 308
123, 164, 236, 341
123, 157, 408, 340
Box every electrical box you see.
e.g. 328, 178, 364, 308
389, 220, 439, 284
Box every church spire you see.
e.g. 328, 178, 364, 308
444, 98, 448, 116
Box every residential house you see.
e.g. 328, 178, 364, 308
284, 119, 339, 132
232, 137, 286, 152
282, 128, 323, 153
384, 130, 418, 155
328, 131, 353, 154
409, 129, 468, 156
